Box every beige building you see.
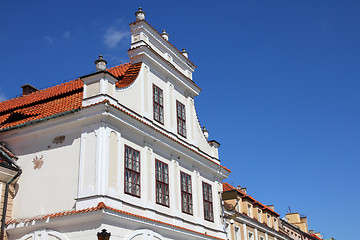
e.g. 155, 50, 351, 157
222, 183, 290, 240
279, 212, 325, 240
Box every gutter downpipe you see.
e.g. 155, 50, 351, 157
0, 149, 22, 240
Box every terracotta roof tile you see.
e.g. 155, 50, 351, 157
222, 182, 235, 191
107, 62, 132, 78
310, 234, 323, 240
8, 202, 223, 240
111, 62, 142, 88
0, 79, 83, 114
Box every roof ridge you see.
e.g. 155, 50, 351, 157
106, 62, 131, 72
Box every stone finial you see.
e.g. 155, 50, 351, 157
202, 126, 209, 139
95, 55, 107, 72
135, 7, 145, 21
182, 48, 188, 58
161, 29, 169, 41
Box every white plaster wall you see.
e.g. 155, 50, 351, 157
11, 130, 81, 218
78, 122, 225, 234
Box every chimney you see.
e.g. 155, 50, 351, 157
240, 187, 247, 194
135, 7, 145, 21
267, 205, 274, 211
309, 230, 314, 234
161, 29, 169, 41
21, 84, 38, 96
236, 185, 241, 190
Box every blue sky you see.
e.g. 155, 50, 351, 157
1, 1, 359, 239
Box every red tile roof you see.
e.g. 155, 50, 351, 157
109, 62, 142, 88
0, 63, 142, 131
310, 234, 323, 240
0, 79, 83, 131
8, 202, 224, 240
107, 62, 132, 77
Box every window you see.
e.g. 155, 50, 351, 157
176, 101, 186, 137
235, 226, 241, 240
260, 237, 265, 240
202, 182, 214, 222
180, 172, 192, 214
247, 204, 252, 217
155, 160, 169, 206
267, 214, 271, 226
258, 209, 262, 222
124, 145, 140, 197
153, 85, 164, 124
274, 218, 277, 229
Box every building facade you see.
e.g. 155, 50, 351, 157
0, 8, 230, 240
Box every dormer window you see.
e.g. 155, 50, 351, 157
176, 101, 186, 137
258, 209, 262, 222
274, 218, 277, 229
247, 204, 252, 217
267, 214, 271, 226
153, 85, 164, 124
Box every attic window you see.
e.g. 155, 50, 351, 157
247, 204, 252, 217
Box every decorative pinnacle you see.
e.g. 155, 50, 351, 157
161, 29, 169, 41
95, 55, 107, 72
135, 7, 145, 21
182, 48, 188, 58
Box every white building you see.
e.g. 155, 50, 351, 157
0, 8, 231, 240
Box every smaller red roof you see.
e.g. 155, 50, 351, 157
222, 182, 279, 216
310, 234, 323, 240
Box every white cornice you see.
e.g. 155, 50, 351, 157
130, 21, 196, 72
128, 45, 200, 97
7, 209, 222, 240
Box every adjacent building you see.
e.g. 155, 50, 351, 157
222, 183, 290, 240
279, 213, 328, 240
